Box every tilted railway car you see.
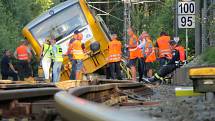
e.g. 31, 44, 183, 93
22, 0, 113, 81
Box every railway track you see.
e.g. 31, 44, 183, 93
55, 82, 164, 121
0, 80, 162, 121
0, 82, 60, 121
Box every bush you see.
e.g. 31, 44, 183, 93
202, 46, 215, 64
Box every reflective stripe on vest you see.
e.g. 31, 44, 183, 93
108, 39, 122, 62
71, 40, 85, 60
159, 49, 172, 56
109, 54, 121, 62
128, 47, 138, 52
129, 35, 139, 59
16, 45, 28, 60
73, 50, 84, 54
54, 45, 63, 62
18, 54, 28, 60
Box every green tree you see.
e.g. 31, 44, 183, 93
0, 0, 20, 51
0, 0, 60, 51
36, 0, 54, 12
131, 0, 174, 41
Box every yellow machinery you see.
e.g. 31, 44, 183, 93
22, 0, 114, 81
189, 67, 215, 92
175, 67, 215, 96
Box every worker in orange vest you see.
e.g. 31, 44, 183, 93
70, 30, 85, 80
127, 27, 139, 81
146, 40, 186, 84
155, 32, 172, 67
14, 40, 32, 81
108, 34, 122, 80
138, 32, 156, 78
137, 32, 147, 82
67, 34, 78, 80
143, 32, 156, 78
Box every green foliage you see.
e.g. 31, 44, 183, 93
36, 0, 54, 12
202, 47, 215, 64
0, 0, 60, 52
0, 1, 20, 51
131, 5, 145, 35
107, 5, 124, 39
130, 0, 196, 56
131, 0, 174, 41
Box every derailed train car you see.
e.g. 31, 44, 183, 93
22, 0, 112, 81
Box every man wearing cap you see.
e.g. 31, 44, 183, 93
14, 40, 32, 81
69, 30, 85, 80
1, 50, 18, 81
146, 40, 185, 84
52, 39, 63, 83
67, 34, 77, 80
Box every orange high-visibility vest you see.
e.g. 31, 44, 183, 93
175, 46, 186, 62
145, 38, 156, 63
67, 38, 75, 55
128, 34, 139, 59
108, 39, 122, 63
137, 44, 143, 58
16, 45, 29, 60
71, 40, 84, 60
156, 36, 172, 59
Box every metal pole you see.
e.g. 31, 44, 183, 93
186, 28, 189, 59
195, 0, 201, 55
175, 0, 178, 37
123, 1, 131, 41
123, 0, 128, 42
209, 0, 215, 46
202, 0, 207, 52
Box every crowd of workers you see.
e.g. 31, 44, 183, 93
0, 30, 84, 83
108, 27, 186, 83
1, 27, 185, 84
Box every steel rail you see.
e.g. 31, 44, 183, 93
55, 83, 164, 121
97, 79, 133, 84
0, 87, 60, 101
68, 83, 145, 96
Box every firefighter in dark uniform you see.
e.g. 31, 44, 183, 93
147, 40, 185, 83
1, 50, 18, 81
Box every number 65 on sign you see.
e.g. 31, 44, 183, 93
178, 15, 195, 28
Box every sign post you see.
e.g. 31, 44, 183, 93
186, 28, 188, 59
178, 1, 195, 59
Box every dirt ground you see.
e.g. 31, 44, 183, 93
143, 85, 215, 121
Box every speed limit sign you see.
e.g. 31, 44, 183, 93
178, 1, 195, 28
178, 1, 195, 15
177, 1, 195, 60
178, 15, 195, 28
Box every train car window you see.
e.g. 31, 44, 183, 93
30, 3, 87, 45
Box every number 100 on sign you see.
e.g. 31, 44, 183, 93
178, 2, 195, 14
178, 15, 195, 28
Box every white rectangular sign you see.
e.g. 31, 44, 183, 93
178, 15, 195, 28
178, 1, 195, 15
